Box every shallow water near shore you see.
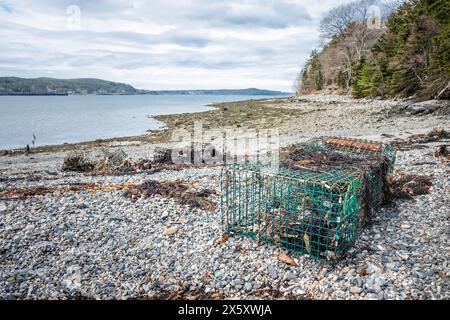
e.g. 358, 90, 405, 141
0, 94, 286, 150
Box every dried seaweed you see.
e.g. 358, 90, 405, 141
392, 128, 449, 151
283, 147, 378, 172
281, 138, 387, 174
124, 180, 217, 211
434, 145, 450, 160
61, 149, 134, 174
392, 174, 433, 199
61, 148, 216, 176
406, 128, 449, 144
61, 153, 94, 172
0, 182, 136, 200
143, 288, 222, 300
142, 285, 310, 300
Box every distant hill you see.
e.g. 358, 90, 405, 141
0, 77, 137, 95
140, 88, 291, 95
0, 77, 291, 96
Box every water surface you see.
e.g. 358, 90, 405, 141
0, 94, 285, 149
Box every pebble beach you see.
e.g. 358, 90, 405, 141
1, 95, 449, 300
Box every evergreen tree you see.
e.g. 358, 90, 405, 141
301, 50, 324, 91
352, 57, 384, 98
299, 0, 450, 100
370, 0, 450, 99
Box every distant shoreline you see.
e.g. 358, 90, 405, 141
0, 91, 291, 97
0, 92, 68, 96
0, 77, 291, 96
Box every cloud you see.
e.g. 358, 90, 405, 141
186, 1, 312, 29
0, 0, 14, 12
0, 1, 354, 91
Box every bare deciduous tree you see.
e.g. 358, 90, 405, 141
334, 22, 383, 90
319, 0, 402, 40
319, 0, 371, 39
292, 71, 303, 95
298, 0, 404, 93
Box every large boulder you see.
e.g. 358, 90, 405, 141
406, 100, 441, 115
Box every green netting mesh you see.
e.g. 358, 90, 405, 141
220, 137, 396, 261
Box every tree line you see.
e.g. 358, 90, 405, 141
297, 0, 449, 100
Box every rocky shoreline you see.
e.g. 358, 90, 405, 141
0, 95, 449, 300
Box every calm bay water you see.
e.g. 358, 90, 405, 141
0, 94, 285, 150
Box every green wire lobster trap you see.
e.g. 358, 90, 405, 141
220, 137, 396, 261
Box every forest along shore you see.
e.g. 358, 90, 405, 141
0, 95, 449, 300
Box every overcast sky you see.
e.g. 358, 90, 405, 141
0, 0, 354, 91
